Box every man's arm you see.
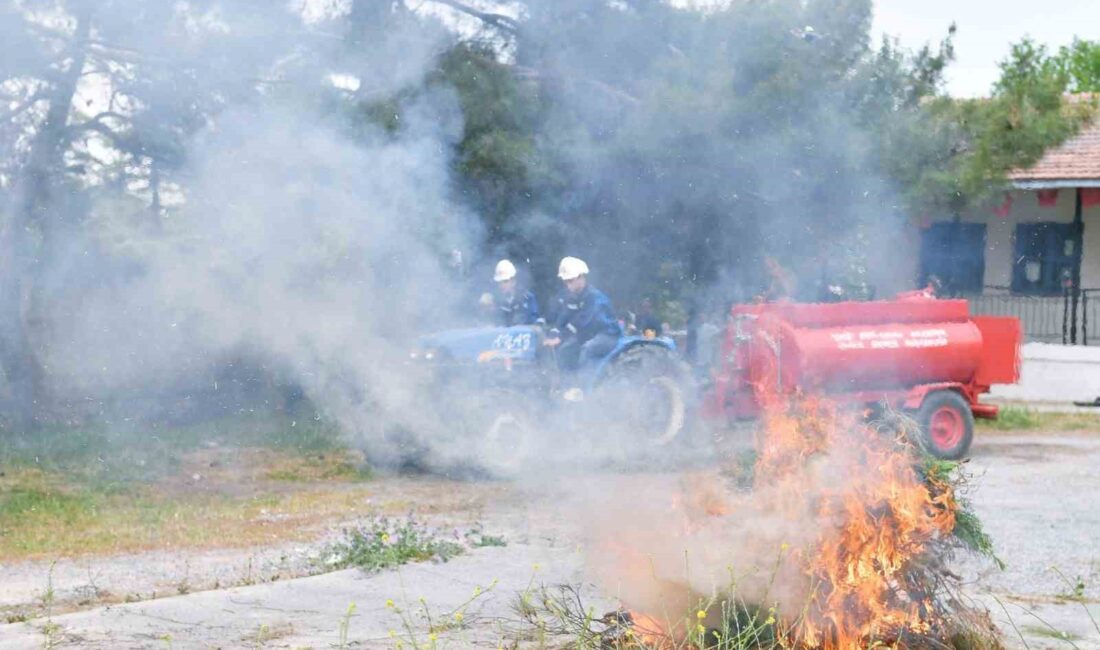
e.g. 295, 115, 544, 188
570, 291, 618, 336
544, 294, 567, 346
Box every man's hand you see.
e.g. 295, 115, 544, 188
543, 337, 561, 348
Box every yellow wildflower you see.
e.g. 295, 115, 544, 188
696, 609, 707, 620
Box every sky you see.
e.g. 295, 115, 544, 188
872, 0, 1100, 97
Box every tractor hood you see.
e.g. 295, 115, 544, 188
413, 325, 541, 363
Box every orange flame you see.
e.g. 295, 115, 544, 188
753, 397, 957, 648
612, 395, 957, 650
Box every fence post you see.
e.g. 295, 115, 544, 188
1071, 287, 1081, 345
1085, 290, 1090, 346
1063, 286, 1070, 345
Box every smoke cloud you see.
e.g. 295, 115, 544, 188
3, 0, 928, 477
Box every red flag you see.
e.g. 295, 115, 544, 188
1037, 189, 1059, 207
992, 192, 1013, 219
1082, 188, 1100, 210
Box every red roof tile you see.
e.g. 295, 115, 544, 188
1010, 120, 1100, 181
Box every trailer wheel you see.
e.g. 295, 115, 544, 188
915, 391, 974, 460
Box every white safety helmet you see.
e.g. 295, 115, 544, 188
493, 259, 517, 283
557, 256, 590, 281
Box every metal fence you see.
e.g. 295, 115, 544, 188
967, 287, 1100, 345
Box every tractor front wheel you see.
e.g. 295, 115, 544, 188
915, 390, 975, 460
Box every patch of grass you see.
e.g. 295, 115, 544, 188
320, 516, 466, 572
0, 412, 389, 561
978, 406, 1100, 432
1022, 624, 1081, 642
263, 450, 372, 483
0, 412, 346, 486
981, 406, 1040, 430
0, 465, 391, 560
0, 475, 97, 523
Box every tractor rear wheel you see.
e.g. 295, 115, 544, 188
915, 390, 974, 460
602, 345, 692, 447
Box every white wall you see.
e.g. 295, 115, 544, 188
990, 342, 1100, 402
956, 189, 1100, 290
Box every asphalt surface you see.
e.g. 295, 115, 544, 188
0, 431, 1097, 649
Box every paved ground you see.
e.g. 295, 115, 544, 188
959, 433, 1100, 649
1, 431, 1097, 649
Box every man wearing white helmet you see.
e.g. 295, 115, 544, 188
545, 256, 622, 377
490, 259, 540, 327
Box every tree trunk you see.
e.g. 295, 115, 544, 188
0, 4, 92, 429
684, 211, 718, 366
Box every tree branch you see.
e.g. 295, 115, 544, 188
68, 110, 131, 134
65, 115, 132, 152
512, 65, 640, 105
426, 0, 518, 33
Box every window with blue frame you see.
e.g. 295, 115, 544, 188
1011, 222, 1078, 296
919, 222, 986, 295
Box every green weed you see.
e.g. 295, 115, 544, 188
464, 525, 506, 548
320, 516, 465, 572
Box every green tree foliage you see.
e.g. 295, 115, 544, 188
1058, 38, 1100, 92
428, 4, 1096, 327
439, 0, 946, 312
884, 37, 1096, 218
0, 0, 312, 425
392, 2, 1096, 321
434, 43, 544, 242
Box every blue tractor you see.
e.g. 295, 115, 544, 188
406, 324, 692, 475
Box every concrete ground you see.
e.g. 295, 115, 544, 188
960, 433, 1100, 649
0, 431, 1097, 649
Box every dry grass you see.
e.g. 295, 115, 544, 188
0, 443, 500, 562
0, 414, 418, 561
0, 463, 386, 561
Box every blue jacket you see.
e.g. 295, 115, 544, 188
495, 288, 540, 327
551, 285, 622, 342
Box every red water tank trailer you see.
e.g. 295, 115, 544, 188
703, 290, 1022, 459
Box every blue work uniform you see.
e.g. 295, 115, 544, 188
495, 288, 540, 327
551, 285, 622, 371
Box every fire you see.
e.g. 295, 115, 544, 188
625, 611, 668, 647
600, 395, 961, 650
756, 398, 957, 648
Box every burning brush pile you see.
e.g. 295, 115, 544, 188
530, 397, 1003, 650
